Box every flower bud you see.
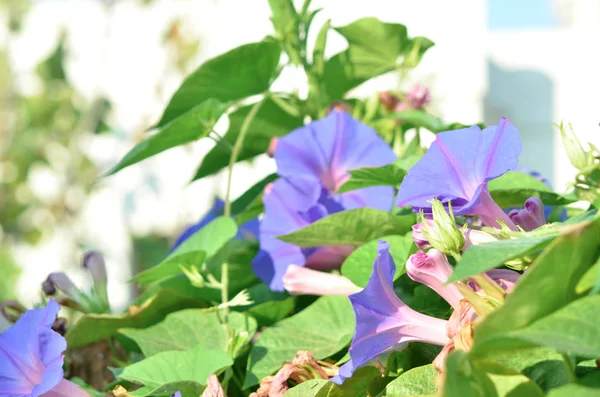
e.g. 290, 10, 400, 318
558, 122, 595, 171
406, 84, 431, 110
47, 272, 80, 299
267, 137, 278, 158
463, 228, 499, 250
486, 269, 521, 293
406, 250, 464, 308
282, 265, 362, 296
42, 279, 57, 295
420, 199, 465, 258
378, 91, 400, 112
508, 197, 546, 231
83, 251, 107, 286
412, 219, 435, 249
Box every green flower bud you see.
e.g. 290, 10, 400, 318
557, 122, 595, 171
419, 199, 465, 258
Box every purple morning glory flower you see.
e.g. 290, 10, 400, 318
274, 110, 397, 210
331, 241, 450, 384
507, 168, 567, 223
171, 198, 259, 251
253, 111, 397, 292
252, 176, 354, 291
0, 299, 88, 397
396, 118, 521, 229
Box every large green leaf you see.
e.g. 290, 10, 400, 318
156, 41, 280, 127
449, 233, 558, 282
442, 351, 544, 397
278, 208, 414, 247
118, 345, 233, 397
323, 18, 433, 100
65, 289, 204, 348
547, 383, 600, 397
377, 364, 438, 396
475, 295, 600, 358
120, 309, 256, 357
133, 217, 237, 286
489, 171, 577, 208
244, 295, 355, 388
192, 97, 303, 180
471, 219, 600, 356
284, 380, 330, 397
341, 234, 416, 288
107, 99, 224, 175
338, 163, 406, 194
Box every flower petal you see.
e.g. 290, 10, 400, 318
332, 241, 449, 384
252, 176, 322, 291
41, 379, 90, 397
275, 111, 396, 192
396, 118, 521, 215
339, 186, 395, 211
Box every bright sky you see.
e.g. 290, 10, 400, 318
488, 0, 555, 30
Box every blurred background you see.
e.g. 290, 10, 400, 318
0, 0, 598, 310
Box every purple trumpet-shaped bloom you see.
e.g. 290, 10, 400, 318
0, 299, 89, 397
331, 241, 450, 384
508, 197, 546, 231
171, 198, 259, 251
406, 250, 464, 309
274, 110, 397, 210
252, 176, 353, 291
282, 265, 362, 296
254, 111, 397, 291
396, 118, 522, 229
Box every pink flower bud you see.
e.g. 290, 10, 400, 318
406, 84, 431, 109
305, 245, 355, 271
508, 197, 546, 231
379, 91, 400, 111
267, 137, 278, 158
463, 228, 498, 250
47, 272, 80, 299
406, 250, 464, 308
282, 265, 362, 296
412, 219, 435, 249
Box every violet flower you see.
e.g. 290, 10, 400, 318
252, 176, 352, 291
254, 111, 396, 292
406, 250, 464, 309
331, 241, 450, 384
396, 118, 522, 229
0, 299, 89, 397
274, 110, 396, 210
171, 198, 259, 251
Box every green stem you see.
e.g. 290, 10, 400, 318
221, 97, 265, 324
561, 353, 578, 383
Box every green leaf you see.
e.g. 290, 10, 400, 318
377, 364, 438, 396
133, 217, 237, 286
331, 366, 389, 397
244, 295, 354, 388
338, 163, 406, 194
324, 18, 432, 100
477, 295, 600, 358
267, 0, 301, 65
341, 234, 416, 288
65, 289, 204, 348
449, 233, 558, 282
118, 345, 233, 397
192, 97, 303, 180
106, 99, 224, 175
230, 173, 277, 225
489, 171, 577, 208
284, 380, 330, 397
387, 110, 445, 133
156, 41, 280, 127
312, 19, 330, 77
120, 309, 256, 357
471, 220, 600, 356
576, 256, 600, 294
278, 208, 415, 247
547, 383, 600, 397
441, 351, 544, 397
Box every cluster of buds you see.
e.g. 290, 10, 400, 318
251, 351, 335, 397
557, 122, 600, 202
379, 84, 432, 114
41, 250, 110, 314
